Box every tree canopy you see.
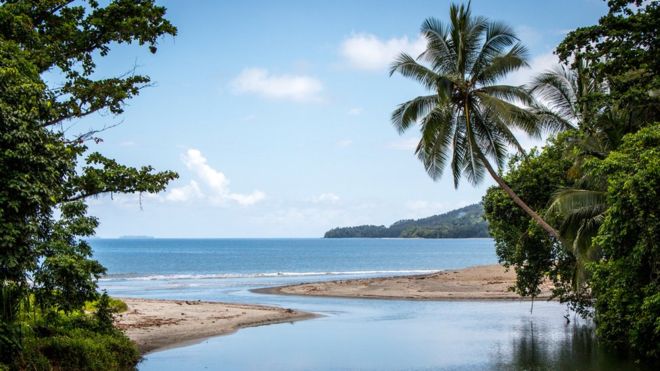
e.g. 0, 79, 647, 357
484, 0, 659, 362
0, 1, 177, 368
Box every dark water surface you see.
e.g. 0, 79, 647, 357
91, 238, 645, 370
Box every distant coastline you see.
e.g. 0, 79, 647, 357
324, 203, 489, 238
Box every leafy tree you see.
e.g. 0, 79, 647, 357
94, 291, 115, 333
527, 59, 609, 285
390, 2, 567, 240
482, 134, 591, 312
556, 0, 659, 140
589, 124, 660, 359
485, 1, 659, 360
0, 0, 178, 364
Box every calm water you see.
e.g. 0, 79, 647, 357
91, 238, 644, 370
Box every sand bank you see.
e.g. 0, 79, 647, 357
115, 298, 315, 353
255, 264, 553, 301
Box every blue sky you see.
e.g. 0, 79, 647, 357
79, 0, 608, 237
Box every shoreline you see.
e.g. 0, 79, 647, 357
254, 264, 553, 301
115, 298, 316, 354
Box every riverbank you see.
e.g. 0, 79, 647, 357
115, 298, 315, 353
255, 264, 553, 300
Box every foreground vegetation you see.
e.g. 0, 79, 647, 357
325, 203, 488, 238
1, 0, 177, 369
392, 0, 658, 362
1, 294, 139, 370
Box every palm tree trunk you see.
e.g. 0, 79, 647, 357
462, 101, 561, 240
477, 151, 561, 240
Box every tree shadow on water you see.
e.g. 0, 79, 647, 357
490, 321, 649, 371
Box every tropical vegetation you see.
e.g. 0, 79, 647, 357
389, 2, 566, 239
0, 0, 177, 369
494, 0, 657, 362
392, 0, 658, 362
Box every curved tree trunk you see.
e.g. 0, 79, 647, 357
463, 101, 561, 240
477, 151, 561, 240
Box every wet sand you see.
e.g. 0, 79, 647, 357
255, 264, 553, 301
116, 298, 315, 353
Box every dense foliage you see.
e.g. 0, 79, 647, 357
483, 134, 582, 304
325, 204, 489, 238
484, 0, 658, 362
0, 0, 177, 369
589, 125, 659, 359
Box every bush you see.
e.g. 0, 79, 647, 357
37, 329, 140, 370
2, 300, 141, 370
85, 296, 129, 313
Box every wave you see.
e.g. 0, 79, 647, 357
100, 269, 439, 281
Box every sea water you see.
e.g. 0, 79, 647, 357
92, 238, 645, 370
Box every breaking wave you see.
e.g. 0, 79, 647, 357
100, 269, 439, 281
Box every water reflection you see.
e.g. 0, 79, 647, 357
492, 322, 645, 370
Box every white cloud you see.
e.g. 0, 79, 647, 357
336, 138, 353, 147
165, 149, 265, 206
340, 33, 426, 71
165, 180, 203, 202
226, 191, 266, 206
347, 107, 363, 115
388, 138, 419, 151
230, 68, 323, 102
312, 193, 340, 204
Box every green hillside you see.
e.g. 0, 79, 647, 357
324, 204, 489, 238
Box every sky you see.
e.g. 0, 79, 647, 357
76, 0, 609, 238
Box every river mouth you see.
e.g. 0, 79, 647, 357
92, 238, 646, 370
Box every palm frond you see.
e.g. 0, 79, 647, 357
391, 95, 438, 134
478, 85, 533, 106
462, 112, 486, 186
475, 92, 541, 138
389, 53, 440, 90
528, 102, 577, 133
475, 43, 529, 85
416, 107, 454, 180
528, 67, 578, 121
449, 117, 467, 187
419, 17, 456, 73
472, 106, 509, 170
470, 21, 518, 80
481, 108, 526, 154
547, 189, 606, 217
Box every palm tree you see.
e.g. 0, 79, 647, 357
547, 188, 606, 285
530, 60, 608, 278
390, 2, 568, 239
528, 57, 600, 129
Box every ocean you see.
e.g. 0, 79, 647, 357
92, 238, 644, 370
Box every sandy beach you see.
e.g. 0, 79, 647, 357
115, 298, 315, 353
256, 264, 553, 300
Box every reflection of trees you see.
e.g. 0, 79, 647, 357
490, 323, 645, 370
